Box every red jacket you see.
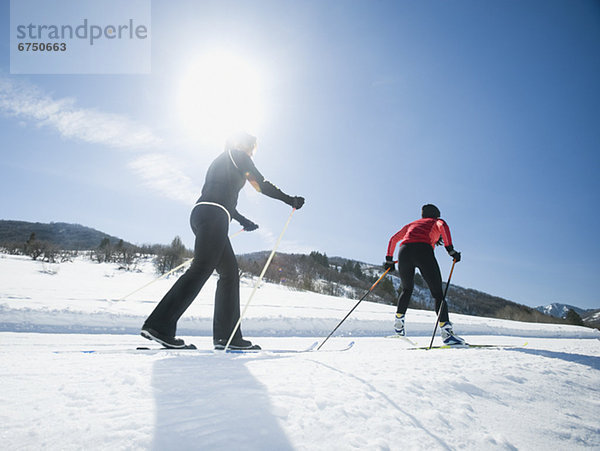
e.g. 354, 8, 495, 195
387, 218, 453, 257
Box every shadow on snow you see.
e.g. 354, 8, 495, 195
151, 354, 293, 450
509, 348, 600, 371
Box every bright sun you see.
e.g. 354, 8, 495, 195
176, 51, 264, 144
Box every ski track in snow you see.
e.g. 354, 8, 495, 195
1, 254, 599, 450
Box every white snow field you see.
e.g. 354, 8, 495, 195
1, 253, 599, 450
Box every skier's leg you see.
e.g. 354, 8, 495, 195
393, 245, 417, 335
414, 243, 449, 323
415, 244, 464, 345
212, 238, 243, 343
396, 244, 415, 315
143, 207, 228, 337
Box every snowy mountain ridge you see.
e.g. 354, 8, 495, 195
535, 302, 595, 318
535, 302, 600, 329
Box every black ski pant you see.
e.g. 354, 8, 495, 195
143, 204, 243, 342
396, 242, 449, 323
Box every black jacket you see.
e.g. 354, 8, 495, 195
197, 149, 293, 224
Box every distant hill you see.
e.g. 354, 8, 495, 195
0, 220, 129, 250
238, 251, 597, 329
2, 220, 597, 329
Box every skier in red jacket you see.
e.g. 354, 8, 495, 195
385, 204, 465, 345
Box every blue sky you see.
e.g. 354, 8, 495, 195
1, 0, 599, 310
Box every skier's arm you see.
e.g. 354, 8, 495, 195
232, 150, 304, 209
386, 225, 408, 258
437, 219, 453, 249
438, 219, 461, 262
232, 209, 258, 231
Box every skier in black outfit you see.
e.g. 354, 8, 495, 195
141, 132, 305, 350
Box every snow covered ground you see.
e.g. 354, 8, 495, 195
1, 254, 599, 450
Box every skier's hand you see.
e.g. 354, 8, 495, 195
383, 256, 396, 272
449, 250, 461, 262
290, 196, 305, 210
239, 218, 259, 232
447, 247, 461, 262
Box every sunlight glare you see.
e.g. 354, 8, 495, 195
177, 52, 264, 145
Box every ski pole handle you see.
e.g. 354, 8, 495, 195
230, 228, 245, 238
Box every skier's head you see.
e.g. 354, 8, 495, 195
421, 204, 441, 219
225, 131, 257, 157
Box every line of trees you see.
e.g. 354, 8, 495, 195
152, 237, 190, 275
1, 233, 191, 275
1, 233, 77, 263
237, 250, 399, 305
237, 250, 594, 328
0, 236, 593, 329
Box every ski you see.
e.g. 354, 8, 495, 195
136, 343, 198, 351
222, 341, 319, 354
59, 340, 357, 355
407, 342, 528, 350
384, 335, 417, 346
209, 340, 354, 354
310, 340, 354, 353
66, 344, 201, 355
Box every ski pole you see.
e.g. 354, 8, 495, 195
116, 228, 245, 301
228, 228, 245, 240
427, 259, 457, 350
317, 264, 395, 351
116, 259, 193, 301
223, 209, 296, 351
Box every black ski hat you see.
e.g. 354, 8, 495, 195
421, 204, 441, 219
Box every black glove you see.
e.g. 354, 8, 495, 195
383, 256, 396, 272
445, 245, 461, 262
289, 196, 305, 210
239, 217, 259, 232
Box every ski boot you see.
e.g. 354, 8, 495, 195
394, 313, 406, 336
440, 322, 466, 346
214, 338, 261, 351
141, 327, 187, 349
